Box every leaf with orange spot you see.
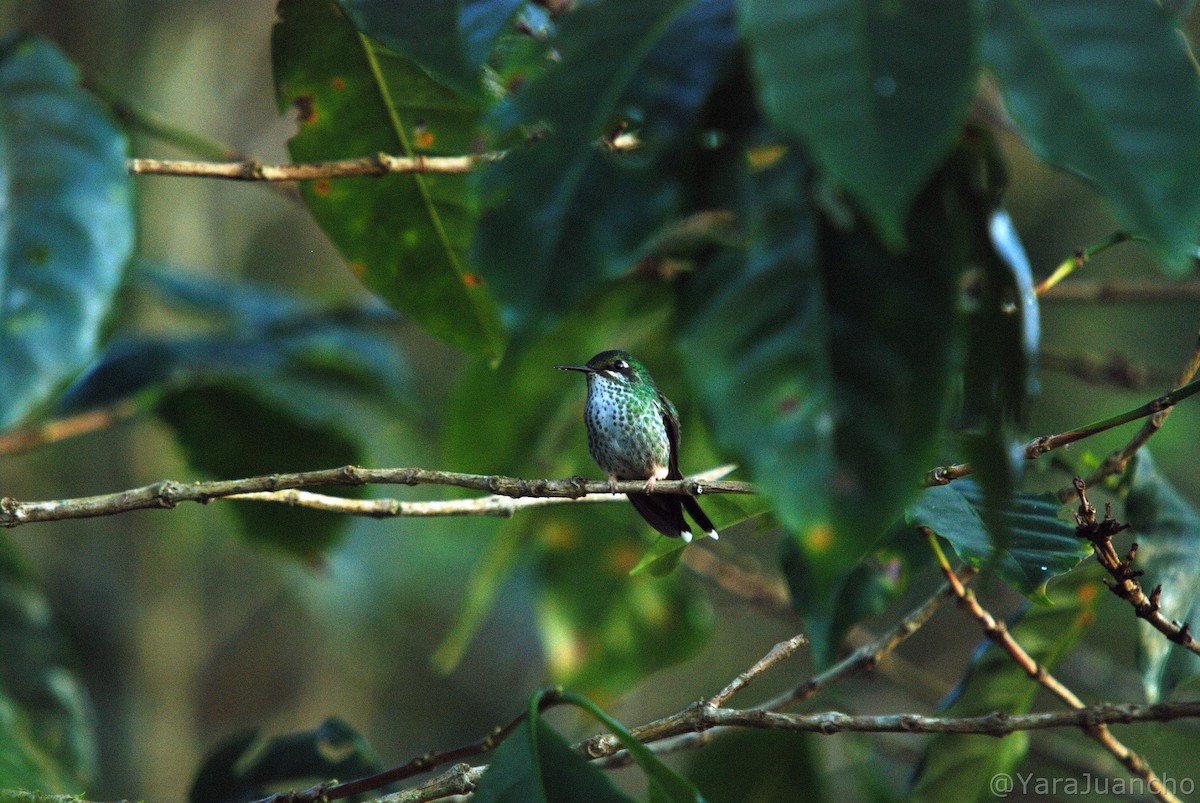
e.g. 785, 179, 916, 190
273, 0, 505, 359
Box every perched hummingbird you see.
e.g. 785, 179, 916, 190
556, 350, 718, 543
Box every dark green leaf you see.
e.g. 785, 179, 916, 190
907, 480, 1090, 603
335, 0, 525, 94
982, 0, 1200, 271
156, 382, 362, 560
908, 566, 1099, 802
688, 730, 824, 803
472, 717, 632, 803
0, 538, 96, 793
678, 147, 833, 587
1124, 451, 1200, 702
0, 34, 134, 430
741, 0, 979, 245
272, 0, 505, 358
559, 690, 703, 803
474, 0, 737, 332
188, 718, 379, 803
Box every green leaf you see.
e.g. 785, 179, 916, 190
0, 538, 96, 793
907, 480, 1090, 603
156, 382, 363, 560
678, 147, 833, 586
908, 566, 1099, 802
272, 0, 505, 359
188, 718, 379, 803
741, 0, 980, 245
472, 713, 632, 803
0, 34, 134, 430
1124, 451, 1200, 702
335, 0, 525, 94
688, 730, 824, 803
982, 0, 1200, 272
559, 690, 703, 803
474, 0, 737, 332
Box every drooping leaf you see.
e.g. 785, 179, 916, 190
560, 690, 703, 803
677, 146, 833, 592
272, 0, 505, 358
907, 480, 1090, 603
688, 730, 824, 803
156, 382, 363, 560
0, 538, 96, 793
0, 34, 134, 430
335, 0, 526, 94
908, 566, 1099, 802
472, 713, 632, 803
188, 718, 379, 803
1124, 451, 1200, 702
982, 0, 1200, 272
474, 0, 738, 332
741, 0, 980, 246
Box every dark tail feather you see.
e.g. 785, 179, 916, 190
681, 496, 718, 539
627, 493, 688, 539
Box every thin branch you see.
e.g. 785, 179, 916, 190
678, 544, 794, 619
1059, 331, 1200, 502
707, 633, 809, 708
0, 399, 140, 455
1041, 279, 1200, 303
229, 488, 610, 518
927, 532, 1178, 803
0, 466, 753, 528
1072, 479, 1200, 658
1041, 348, 1175, 390
1034, 230, 1142, 297
127, 152, 496, 181
925, 373, 1200, 486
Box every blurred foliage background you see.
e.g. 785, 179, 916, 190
2, 1, 1200, 801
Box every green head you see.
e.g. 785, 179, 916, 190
555, 350, 658, 391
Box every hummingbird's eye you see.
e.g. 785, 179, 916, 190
612, 359, 629, 371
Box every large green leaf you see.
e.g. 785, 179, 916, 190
908, 566, 1099, 802
982, 0, 1200, 272
740, 0, 980, 246
907, 480, 1090, 603
0, 538, 96, 793
272, 0, 505, 359
156, 382, 363, 561
1124, 452, 1200, 702
678, 147, 832, 581
0, 35, 134, 430
474, 0, 737, 332
335, 0, 525, 94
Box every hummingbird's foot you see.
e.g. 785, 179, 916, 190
641, 475, 657, 494
607, 475, 620, 494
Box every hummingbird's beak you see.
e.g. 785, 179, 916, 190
555, 364, 595, 373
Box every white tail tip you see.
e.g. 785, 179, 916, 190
680, 530, 694, 543
707, 530, 720, 541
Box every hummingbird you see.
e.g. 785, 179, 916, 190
556, 350, 718, 543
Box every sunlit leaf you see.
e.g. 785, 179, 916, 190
272, 0, 505, 358
0, 34, 134, 429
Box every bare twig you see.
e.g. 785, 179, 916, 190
707, 633, 809, 708
926, 531, 1178, 803
1041, 280, 1200, 303
127, 152, 496, 181
1072, 479, 1200, 658
1041, 348, 1175, 390
678, 544, 793, 618
925, 374, 1200, 486
0, 466, 753, 528
0, 399, 140, 455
